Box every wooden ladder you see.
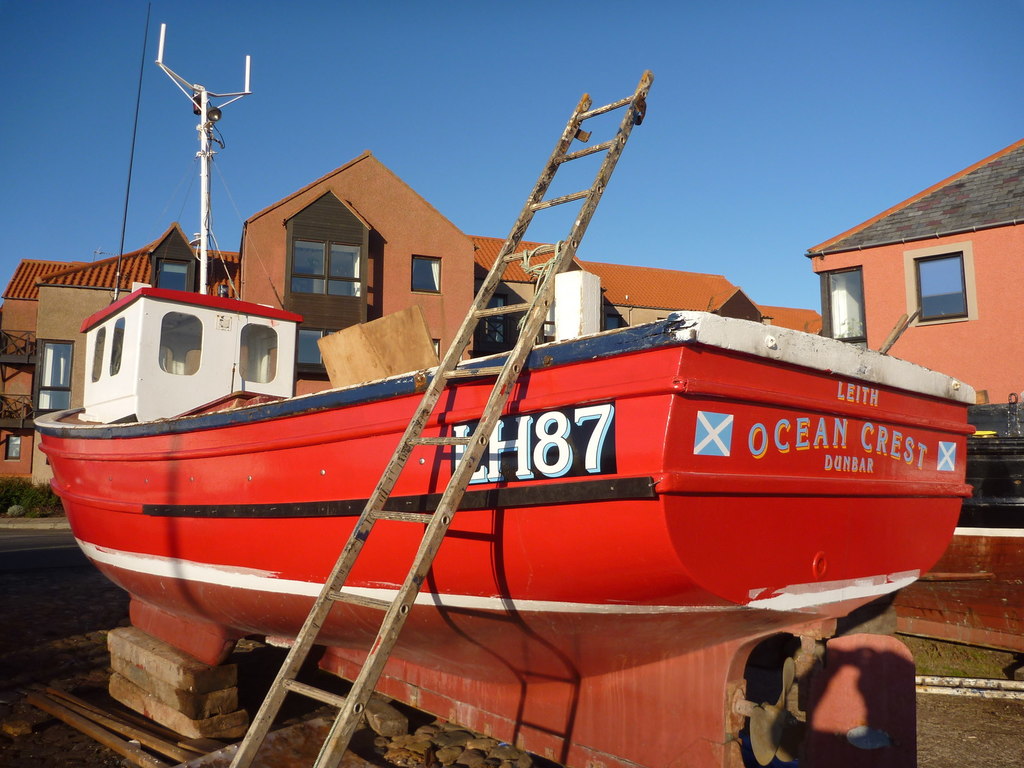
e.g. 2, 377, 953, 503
229, 69, 653, 768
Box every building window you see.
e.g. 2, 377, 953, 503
298, 328, 331, 366
822, 268, 866, 343
5, 435, 22, 461
604, 309, 628, 330
37, 341, 73, 411
158, 312, 202, 375
292, 240, 361, 296
903, 241, 976, 325
916, 253, 967, 321
412, 256, 441, 292
155, 259, 191, 291
483, 294, 508, 344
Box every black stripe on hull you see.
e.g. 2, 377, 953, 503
143, 476, 657, 519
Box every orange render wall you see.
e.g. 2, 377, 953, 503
810, 225, 1024, 402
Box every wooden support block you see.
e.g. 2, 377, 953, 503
108, 627, 237, 694
109, 673, 248, 740
111, 653, 238, 719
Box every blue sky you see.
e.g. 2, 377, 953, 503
2, 1, 1023, 312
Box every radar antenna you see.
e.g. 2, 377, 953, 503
156, 23, 251, 295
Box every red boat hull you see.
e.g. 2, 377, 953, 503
38, 317, 973, 767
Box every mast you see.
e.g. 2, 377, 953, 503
155, 23, 251, 295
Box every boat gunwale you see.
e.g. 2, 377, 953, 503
35, 312, 974, 442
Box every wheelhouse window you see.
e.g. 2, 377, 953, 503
110, 318, 125, 376
916, 253, 967, 321
823, 268, 866, 344
91, 327, 106, 383
37, 341, 73, 411
240, 324, 278, 384
292, 240, 361, 296
412, 256, 441, 292
158, 312, 202, 375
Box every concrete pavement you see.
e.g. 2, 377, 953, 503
0, 515, 70, 530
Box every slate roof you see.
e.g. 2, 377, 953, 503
809, 138, 1024, 255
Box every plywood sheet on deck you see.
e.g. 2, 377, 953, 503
318, 306, 438, 389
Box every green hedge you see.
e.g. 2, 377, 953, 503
0, 477, 63, 517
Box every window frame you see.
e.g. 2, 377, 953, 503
290, 239, 362, 297
903, 242, 976, 325
154, 257, 194, 292
296, 327, 336, 371
5, 434, 22, 461
411, 255, 442, 293
820, 267, 867, 345
35, 340, 74, 413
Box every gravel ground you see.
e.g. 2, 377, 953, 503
1, 562, 1022, 767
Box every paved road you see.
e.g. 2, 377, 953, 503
0, 526, 85, 570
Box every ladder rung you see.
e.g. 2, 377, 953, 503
282, 679, 348, 709
475, 303, 531, 318
531, 190, 588, 211
411, 436, 472, 446
374, 509, 433, 523
579, 95, 633, 120
560, 139, 616, 163
445, 366, 503, 379
329, 590, 391, 610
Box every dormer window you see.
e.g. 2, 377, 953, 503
155, 258, 193, 291
291, 240, 361, 296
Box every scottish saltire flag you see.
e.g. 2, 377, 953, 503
694, 411, 734, 457
937, 441, 957, 472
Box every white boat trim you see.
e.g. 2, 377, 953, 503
746, 570, 920, 611
76, 539, 737, 615
953, 526, 1024, 538
78, 539, 914, 617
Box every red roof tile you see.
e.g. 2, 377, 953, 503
3, 259, 86, 300
471, 235, 585, 282
35, 224, 239, 295
579, 259, 742, 312
757, 304, 822, 334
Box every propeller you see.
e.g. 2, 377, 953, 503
748, 656, 805, 766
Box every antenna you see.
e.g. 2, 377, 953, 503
156, 23, 251, 295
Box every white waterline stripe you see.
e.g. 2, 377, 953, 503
78, 540, 913, 616
76, 540, 732, 615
